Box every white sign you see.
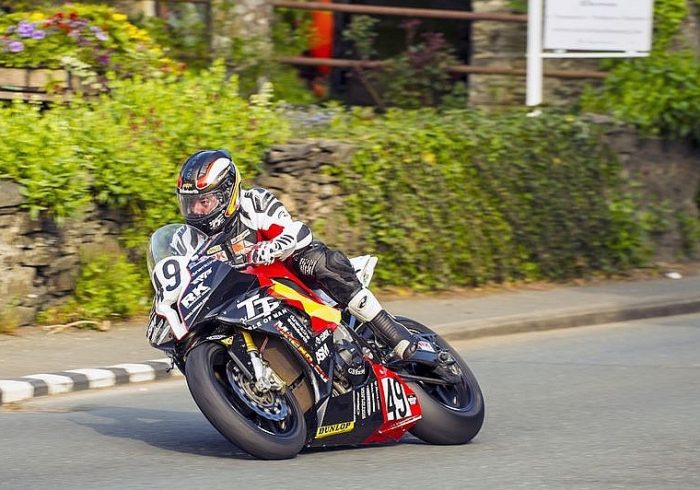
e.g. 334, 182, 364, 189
544, 0, 654, 52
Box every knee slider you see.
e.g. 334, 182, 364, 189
295, 242, 327, 277
325, 249, 357, 281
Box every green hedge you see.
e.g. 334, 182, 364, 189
316, 109, 649, 288
1, 80, 651, 317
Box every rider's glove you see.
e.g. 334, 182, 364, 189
247, 241, 278, 265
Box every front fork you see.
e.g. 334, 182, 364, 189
234, 330, 286, 394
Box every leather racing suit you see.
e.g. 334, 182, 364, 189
214, 186, 416, 355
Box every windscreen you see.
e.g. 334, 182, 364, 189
147, 224, 208, 276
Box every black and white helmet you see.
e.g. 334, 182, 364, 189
176, 149, 241, 235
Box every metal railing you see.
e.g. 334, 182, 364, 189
272, 1, 527, 23
272, 1, 607, 80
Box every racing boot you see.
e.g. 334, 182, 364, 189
348, 289, 441, 365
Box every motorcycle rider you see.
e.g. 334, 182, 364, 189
176, 149, 445, 366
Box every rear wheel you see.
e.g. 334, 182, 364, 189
396, 317, 485, 445
185, 341, 306, 460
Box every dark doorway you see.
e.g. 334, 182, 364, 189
330, 0, 473, 105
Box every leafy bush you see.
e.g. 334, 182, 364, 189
0, 61, 291, 245
0, 101, 91, 220
0, 3, 180, 79
316, 109, 648, 288
37, 249, 151, 323
583, 50, 700, 139
581, 0, 700, 140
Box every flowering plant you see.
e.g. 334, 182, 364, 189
0, 4, 183, 81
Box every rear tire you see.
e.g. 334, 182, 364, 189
397, 317, 485, 445
185, 341, 306, 460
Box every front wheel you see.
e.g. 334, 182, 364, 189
396, 317, 485, 445
185, 341, 307, 460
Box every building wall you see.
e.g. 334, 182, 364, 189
469, 0, 602, 107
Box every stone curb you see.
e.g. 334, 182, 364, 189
0, 359, 182, 405
436, 297, 700, 341
2, 297, 700, 406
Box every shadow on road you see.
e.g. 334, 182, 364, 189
71, 405, 431, 459
70, 405, 256, 460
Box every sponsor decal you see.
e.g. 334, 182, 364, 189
347, 365, 366, 376
275, 322, 329, 382
287, 314, 311, 343
316, 421, 355, 439
206, 245, 222, 255
229, 230, 255, 255
207, 334, 233, 346
237, 294, 281, 321
209, 214, 225, 230
315, 329, 332, 345
407, 394, 418, 406
358, 295, 367, 309
315, 343, 330, 363
212, 251, 228, 262
245, 308, 287, 329
181, 283, 211, 309
416, 340, 436, 353
354, 381, 380, 420
229, 230, 250, 246
381, 377, 411, 421
192, 268, 212, 285
178, 183, 198, 195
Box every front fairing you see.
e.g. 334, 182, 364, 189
147, 224, 257, 348
179, 255, 258, 330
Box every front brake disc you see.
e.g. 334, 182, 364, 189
226, 364, 289, 421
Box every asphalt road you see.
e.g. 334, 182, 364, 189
1, 314, 699, 489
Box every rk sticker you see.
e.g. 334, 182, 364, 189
181, 283, 210, 309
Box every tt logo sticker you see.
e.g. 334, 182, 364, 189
237, 294, 281, 321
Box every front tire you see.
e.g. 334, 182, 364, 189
397, 317, 485, 445
185, 341, 306, 460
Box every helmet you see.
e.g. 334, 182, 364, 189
176, 149, 241, 235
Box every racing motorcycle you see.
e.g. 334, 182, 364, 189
146, 224, 484, 460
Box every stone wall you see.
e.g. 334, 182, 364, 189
0, 182, 121, 326
210, 0, 273, 63
255, 139, 361, 250
602, 122, 700, 261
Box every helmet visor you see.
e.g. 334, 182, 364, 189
178, 190, 225, 220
